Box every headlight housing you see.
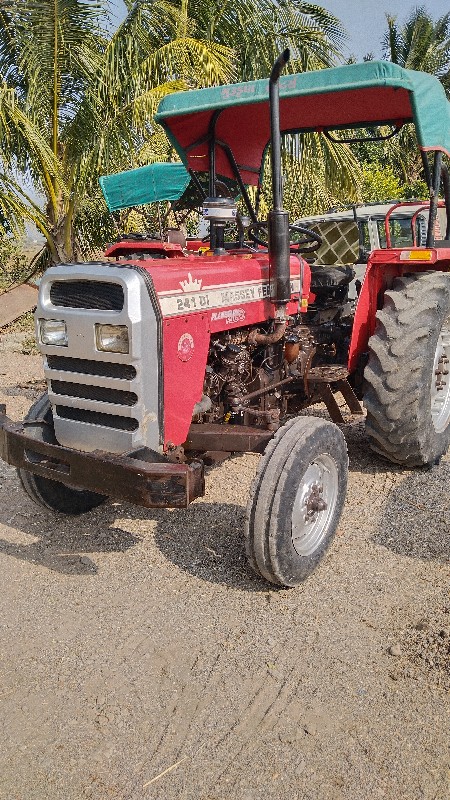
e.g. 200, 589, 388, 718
39, 318, 68, 347
95, 324, 129, 354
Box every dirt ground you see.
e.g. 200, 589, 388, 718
0, 340, 448, 800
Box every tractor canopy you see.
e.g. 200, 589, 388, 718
99, 162, 190, 211
155, 60, 450, 186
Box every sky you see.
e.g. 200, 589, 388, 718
320, 1, 450, 61
110, 1, 450, 62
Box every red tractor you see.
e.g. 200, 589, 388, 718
1, 54, 449, 586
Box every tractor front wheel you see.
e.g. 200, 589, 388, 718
364, 271, 450, 466
18, 393, 107, 514
245, 417, 348, 587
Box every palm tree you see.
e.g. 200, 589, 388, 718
145, 0, 346, 80
0, 80, 59, 238
142, 0, 360, 215
381, 6, 450, 186
0, 0, 234, 265
0, 0, 357, 264
383, 6, 450, 93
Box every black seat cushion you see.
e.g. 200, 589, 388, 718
309, 264, 355, 293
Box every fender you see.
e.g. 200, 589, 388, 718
348, 247, 450, 374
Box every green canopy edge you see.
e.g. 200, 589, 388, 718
99, 162, 190, 212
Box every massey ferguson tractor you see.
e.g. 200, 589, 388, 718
1, 54, 449, 586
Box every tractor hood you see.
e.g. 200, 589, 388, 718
155, 60, 450, 185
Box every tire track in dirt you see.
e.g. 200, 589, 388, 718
149, 650, 221, 766
206, 667, 297, 793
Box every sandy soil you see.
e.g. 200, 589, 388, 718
0, 341, 448, 800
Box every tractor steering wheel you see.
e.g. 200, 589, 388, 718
248, 221, 322, 254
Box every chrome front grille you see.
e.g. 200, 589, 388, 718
50, 279, 124, 310
37, 263, 161, 454
46, 355, 136, 380
55, 405, 139, 431
50, 380, 138, 406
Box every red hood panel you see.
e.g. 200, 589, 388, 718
115, 252, 302, 305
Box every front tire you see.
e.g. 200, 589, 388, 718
245, 417, 348, 587
364, 272, 450, 467
18, 394, 107, 514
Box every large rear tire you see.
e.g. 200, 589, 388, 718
18, 393, 107, 514
245, 417, 348, 587
364, 271, 450, 467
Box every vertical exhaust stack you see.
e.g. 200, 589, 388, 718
268, 48, 291, 319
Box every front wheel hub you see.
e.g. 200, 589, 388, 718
291, 454, 338, 557
304, 483, 327, 520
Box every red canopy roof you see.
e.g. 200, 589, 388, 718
155, 61, 450, 185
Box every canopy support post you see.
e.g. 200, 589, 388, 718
426, 150, 442, 247
207, 111, 222, 251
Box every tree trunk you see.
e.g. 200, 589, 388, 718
51, 230, 73, 264
47, 191, 75, 265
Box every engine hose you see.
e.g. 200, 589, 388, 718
247, 321, 287, 346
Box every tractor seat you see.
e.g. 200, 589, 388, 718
309, 264, 355, 294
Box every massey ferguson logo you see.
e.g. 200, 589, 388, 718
180, 273, 202, 292
211, 308, 246, 324
177, 332, 195, 361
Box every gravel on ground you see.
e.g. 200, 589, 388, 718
0, 338, 448, 800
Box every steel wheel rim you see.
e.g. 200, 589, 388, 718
291, 453, 339, 557
431, 316, 450, 433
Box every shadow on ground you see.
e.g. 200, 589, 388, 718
373, 460, 449, 563
0, 496, 141, 576
2, 421, 444, 586
343, 418, 449, 563
0, 471, 269, 590
152, 500, 271, 591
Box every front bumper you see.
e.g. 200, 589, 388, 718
0, 406, 204, 509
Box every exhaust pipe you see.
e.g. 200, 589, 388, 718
268, 49, 291, 313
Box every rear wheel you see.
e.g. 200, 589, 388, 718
364, 271, 450, 466
18, 393, 107, 514
245, 417, 348, 587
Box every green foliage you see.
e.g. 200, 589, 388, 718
372, 7, 450, 194
0, 0, 235, 263
344, 9, 450, 207
383, 6, 450, 96
252, 133, 361, 221
0, 1, 358, 253
163, 0, 346, 80
400, 179, 429, 200
0, 235, 30, 289
360, 163, 401, 203
74, 191, 118, 258
359, 163, 428, 206
123, 209, 147, 234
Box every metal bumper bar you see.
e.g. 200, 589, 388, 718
0, 407, 204, 509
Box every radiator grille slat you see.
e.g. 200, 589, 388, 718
47, 356, 136, 380
50, 380, 137, 406
55, 405, 139, 431
50, 280, 124, 310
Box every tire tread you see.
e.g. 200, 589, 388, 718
364, 271, 450, 466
